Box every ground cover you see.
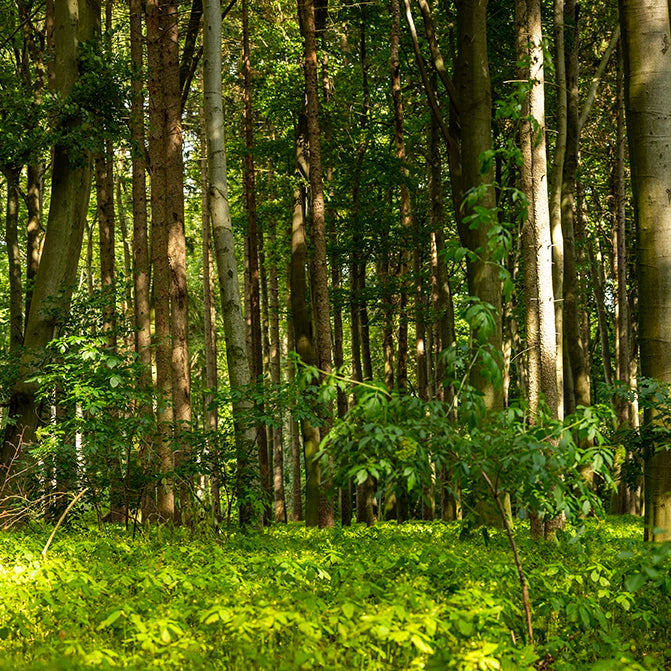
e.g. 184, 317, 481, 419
0, 518, 667, 670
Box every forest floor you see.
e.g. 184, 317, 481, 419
0, 516, 666, 670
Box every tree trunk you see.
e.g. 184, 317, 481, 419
146, 0, 175, 521
562, 0, 590, 416
298, 0, 334, 527
550, 0, 566, 420
4, 166, 23, 350
24, 163, 43, 329
612, 45, 641, 515
455, 0, 503, 411
286, 286, 303, 522
516, 0, 558, 421
200, 118, 221, 520
203, 0, 257, 526
95, 144, 116, 344
391, 0, 412, 394
162, 0, 192, 523
268, 216, 287, 523
290, 146, 321, 527
620, 0, 671, 541
242, 0, 272, 523
2, 0, 96, 480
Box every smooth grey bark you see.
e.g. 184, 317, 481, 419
203, 0, 256, 525
620, 0, 671, 541
516, 0, 558, 420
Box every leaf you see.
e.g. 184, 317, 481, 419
341, 602, 355, 619
109, 375, 122, 388
410, 634, 434, 654
97, 610, 124, 629
625, 572, 647, 592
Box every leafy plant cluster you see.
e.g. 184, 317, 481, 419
0, 519, 666, 670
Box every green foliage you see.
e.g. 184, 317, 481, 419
25, 331, 156, 515
0, 519, 665, 670
46, 33, 132, 159
317, 354, 616, 526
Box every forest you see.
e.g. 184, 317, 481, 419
0, 0, 670, 667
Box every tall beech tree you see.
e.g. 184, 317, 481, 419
2, 0, 97, 480
516, 0, 558, 420
203, 0, 257, 525
620, 0, 671, 542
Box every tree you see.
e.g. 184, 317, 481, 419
203, 0, 257, 525
2, 0, 97, 480
516, 0, 558, 420
619, 0, 671, 542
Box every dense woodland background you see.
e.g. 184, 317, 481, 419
0, 0, 670, 540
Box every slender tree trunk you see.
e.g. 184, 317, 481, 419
24, 163, 43, 328
620, 0, 671, 542
95, 144, 116, 344
612, 45, 641, 515
242, 0, 272, 522
161, 0, 192, 523
95, 135, 125, 522
298, 0, 334, 527
562, 0, 590, 416
516, 0, 558, 421
268, 216, 287, 523
550, 0, 566, 419
290, 128, 321, 527
203, 0, 257, 525
391, 0, 412, 394
200, 118, 221, 520
379, 232, 395, 391
130, 0, 155, 521
286, 285, 303, 522
146, 0, 174, 521
4, 167, 23, 350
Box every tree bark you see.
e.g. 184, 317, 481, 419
298, 0, 334, 527
290, 123, 321, 527
562, 0, 590, 416
146, 0, 175, 521
268, 216, 287, 523
391, 0, 412, 394
4, 166, 23, 350
162, 0, 192, 523
455, 0, 503, 410
203, 0, 257, 525
620, 0, 671, 541
516, 0, 558, 420
550, 0, 566, 419
242, 0, 272, 523
2, 0, 96, 479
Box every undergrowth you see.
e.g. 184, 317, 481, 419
0, 517, 667, 670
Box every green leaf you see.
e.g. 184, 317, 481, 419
98, 610, 124, 629
625, 572, 647, 592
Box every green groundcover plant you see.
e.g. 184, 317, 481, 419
0, 518, 667, 670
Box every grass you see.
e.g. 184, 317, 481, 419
0, 517, 667, 670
